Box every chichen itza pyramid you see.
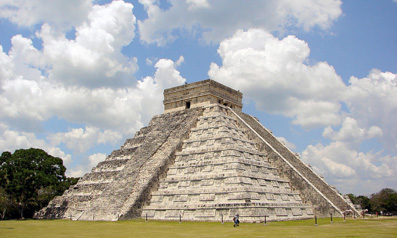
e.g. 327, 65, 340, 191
35, 79, 358, 222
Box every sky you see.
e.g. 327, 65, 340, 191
0, 0, 396, 196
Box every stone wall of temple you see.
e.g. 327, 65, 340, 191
164, 80, 243, 113
141, 104, 313, 222
235, 112, 358, 217
35, 108, 203, 220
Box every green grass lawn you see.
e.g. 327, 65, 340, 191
1, 217, 396, 238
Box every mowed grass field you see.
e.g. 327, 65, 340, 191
1, 217, 396, 238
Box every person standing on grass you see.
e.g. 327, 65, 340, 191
233, 214, 240, 227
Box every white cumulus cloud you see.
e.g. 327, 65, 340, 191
137, 57, 186, 122
208, 28, 396, 194
48, 126, 123, 154
0, 1, 188, 176
0, 52, 185, 164
302, 141, 395, 194
322, 117, 383, 148
186, 0, 210, 10
344, 69, 397, 152
138, 0, 342, 45
0, 0, 93, 31
88, 153, 107, 168
0, 123, 72, 166
37, 1, 137, 88
209, 29, 345, 128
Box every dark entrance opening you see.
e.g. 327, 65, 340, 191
186, 101, 191, 109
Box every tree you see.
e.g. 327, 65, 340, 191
370, 188, 397, 215
356, 195, 371, 212
0, 148, 76, 219
346, 193, 372, 212
0, 187, 15, 219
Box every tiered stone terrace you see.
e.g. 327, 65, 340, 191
142, 104, 313, 222
35, 108, 203, 220
236, 112, 356, 216
35, 79, 358, 222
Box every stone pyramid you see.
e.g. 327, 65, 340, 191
35, 79, 358, 222
142, 104, 314, 222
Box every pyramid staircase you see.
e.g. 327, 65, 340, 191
235, 112, 358, 216
142, 104, 314, 222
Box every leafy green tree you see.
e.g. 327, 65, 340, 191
370, 188, 397, 214
386, 192, 397, 213
0, 187, 15, 219
346, 193, 372, 212
0, 148, 76, 219
356, 195, 371, 212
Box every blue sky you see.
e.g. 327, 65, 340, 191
0, 0, 396, 195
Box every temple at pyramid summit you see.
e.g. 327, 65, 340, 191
35, 79, 358, 222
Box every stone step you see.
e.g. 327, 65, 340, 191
238, 112, 357, 215
152, 186, 301, 196
92, 159, 129, 172
170, 161, 275, 170
80, 171, 120, 182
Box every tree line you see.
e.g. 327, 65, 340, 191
0, 148, 79, 219
347, 188, 397, 215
